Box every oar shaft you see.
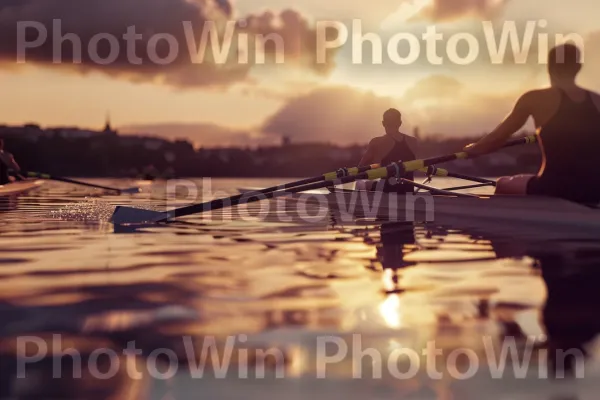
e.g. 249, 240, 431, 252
422, 167, 496, 185
24, 171, 123, 193
178, 164, 382, 218
442, 182, 496, 191
163, 135, 537, 220
398, 178, 478, 197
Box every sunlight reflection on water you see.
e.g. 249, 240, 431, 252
1, 178, 600, 399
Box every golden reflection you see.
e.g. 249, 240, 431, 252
382, 268, 398, 293
378, 294, 404, 329
285, 345, 307, 378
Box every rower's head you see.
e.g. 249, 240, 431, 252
382, 108, 402, 134
548, 43, 582, 83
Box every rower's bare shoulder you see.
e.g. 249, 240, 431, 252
368, 136, 388, 148
403, 134, 418, 144
519, 88, 558, 104
516, 89, 561, 117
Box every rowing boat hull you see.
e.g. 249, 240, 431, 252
0, 180, 45, 197
238, 187, 600, 238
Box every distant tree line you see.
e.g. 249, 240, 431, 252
0, 130, 542, 178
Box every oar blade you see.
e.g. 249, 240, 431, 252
110, 206, 167, 225
120, 187, 143, 194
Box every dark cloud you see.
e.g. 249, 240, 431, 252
238, 9, 336, 75
0, 0, 335, 87
261, 86, 395, 144
260, 80, 521, 144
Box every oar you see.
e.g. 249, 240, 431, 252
111, 135, 536, 224
441, 182, 496, 191
398, 178, 478, 197
421, 166, 496, 185
21, 171, 142, 194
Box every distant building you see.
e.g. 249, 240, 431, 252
413, 127, 421, 139
103, 112, 118, 136
143, 138, 166, 150
54, 127, 96, 139
0, 124, 47, 142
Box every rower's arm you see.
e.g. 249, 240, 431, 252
465, 94, 532, 156
359, 139, 378, 166
6, 154, 20, 171
0, 152, 19, 171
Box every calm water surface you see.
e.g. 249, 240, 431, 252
1, 178, 600, 400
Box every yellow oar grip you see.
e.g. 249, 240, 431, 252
525, 135, 537, 144
366, 168, 388, 180
324, 164, 382, 181
454, 152, 469, 160
402, 160, 425, 172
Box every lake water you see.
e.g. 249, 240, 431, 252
1, 178, 600, 400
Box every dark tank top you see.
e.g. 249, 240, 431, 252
0, 157, 9, 185
380, 136, 416, 194
529, 89, 600, 202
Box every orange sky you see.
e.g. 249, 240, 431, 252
1, 0, 600, 146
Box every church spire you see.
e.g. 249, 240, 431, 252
103, 111, 116, 135
104, 111, 112, 132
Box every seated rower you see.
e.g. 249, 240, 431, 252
464, 43, 600, 203
358, 108, 418, 193
0, 139, 21, 185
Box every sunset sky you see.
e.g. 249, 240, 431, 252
1, 0, 599, 147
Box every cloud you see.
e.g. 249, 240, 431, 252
0, 0, 336, 88
579, 30, 600, 92
122, 74, 531, 147
261, 86, 395, 144
399, 75, 522, 135
238, 9, 336, 75
403, 75, 464, 101
235, 0, 403, 28
259, 76, 527, 145
415, 0, 510, 22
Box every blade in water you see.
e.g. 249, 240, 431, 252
110, 206, 168, 224
120, 187, 142, 194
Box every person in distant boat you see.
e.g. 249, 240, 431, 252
358, 108, 418, 193
464, 43, 600, 203
0, 139, 21, 185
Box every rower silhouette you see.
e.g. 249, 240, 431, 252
358, 109, 418, 193
371, 222, 419, 293
492, 237, 599, 381
465, 43, 600, 203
